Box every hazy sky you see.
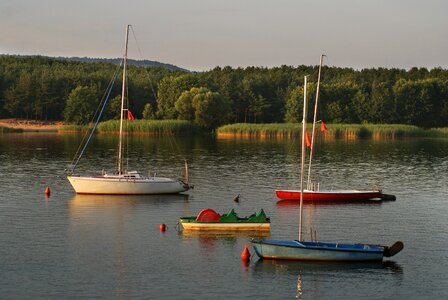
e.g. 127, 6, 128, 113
1, 0, 447, 71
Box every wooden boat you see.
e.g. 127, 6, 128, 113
179, 208, 270, 231
275, 55, 395, 202
252, 74, 403, 262
66, 25, 190, 195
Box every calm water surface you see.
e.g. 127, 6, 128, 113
0, 133, 447, 299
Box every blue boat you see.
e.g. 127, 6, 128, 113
252, 73, 403, 262
252, 240, 403, 262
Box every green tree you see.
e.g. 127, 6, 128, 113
103, 95, 122, 120
3, 86, 22, 117
392, 79, 444, 127
64, 86, 100, 124
142, 102, 156, 119
192, 89, 231, 128
175, 87, 204, 121
174, 86, 231, 128
284, 86, 304, 123
320, 82, 361, 123
369, 81, 395, 123
352, 89, 370, 123
4, 72, 34, 119
156, 74, 198, 119
240, 74, 279, 123
284, 83, 317, 123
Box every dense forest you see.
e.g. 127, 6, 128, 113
1, 55, 448, 128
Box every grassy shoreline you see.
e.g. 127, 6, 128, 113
216, 123, 448, 139
59, 119, 199, 135
4, 119, 447, 139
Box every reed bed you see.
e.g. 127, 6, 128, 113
217, 123, 301, 138
327, 124, 428, 139
96, 119, 198, 135
0, 126, 23, 133
59, 124, 91, 132
427, 127, 448, 138
216, 123, 447, 139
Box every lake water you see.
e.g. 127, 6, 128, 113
0, 133, 447, 299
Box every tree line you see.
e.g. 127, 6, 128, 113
1, 55, 447, 128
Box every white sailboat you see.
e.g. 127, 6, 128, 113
67, 25, 190, 195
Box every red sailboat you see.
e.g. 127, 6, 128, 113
276, 55, 395, 202
275, 189, 388, 201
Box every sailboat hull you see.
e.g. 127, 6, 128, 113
275, 189, 384, 201
252, 240, 384, 262
67, 175, 188, 195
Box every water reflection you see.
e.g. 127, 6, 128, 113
2, 133, 446, 298
180, 230, 269, 239
253, 259, 403, 299
253, 260, 403, 299
68, 193, 191, 229
253, 259, 403, 275
296, 273, 302, 299
180, 231, 269, 252
69, 193, 189, 208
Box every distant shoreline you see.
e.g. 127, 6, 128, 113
0, 119, 63, 132
2, 119, 448, 139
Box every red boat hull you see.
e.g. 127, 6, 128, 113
275, 190, 384, 201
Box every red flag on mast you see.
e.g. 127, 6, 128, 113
127, 110, 134, 120
305, 131, 311, 148
320, 121, 328, 132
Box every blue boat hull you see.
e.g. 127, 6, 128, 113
252, 240, 385, 262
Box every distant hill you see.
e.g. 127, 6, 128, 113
57, 56, 189, 72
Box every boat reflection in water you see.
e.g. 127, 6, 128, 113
253, 259, 403, 275
68, 193, 190, 229
180, 230, 269, 249
69, 193, 189, 208
180, 230, 269, 239
179, 231, 269, 264
254, 260, 403, 299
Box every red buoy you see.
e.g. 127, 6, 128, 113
241, 244, 251, 261
44, 186, 51, 196
159, 224, 166, 232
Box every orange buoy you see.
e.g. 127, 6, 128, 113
159, 224, 166, 232
241, 244, 251, 261
44, 186, 51, 196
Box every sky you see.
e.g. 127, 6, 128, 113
1, 0, 447, 71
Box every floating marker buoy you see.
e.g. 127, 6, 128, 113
233, 194, 240, 202
44, 186, 51, 196
159, 224, 166, 232
241, 244, 251, 261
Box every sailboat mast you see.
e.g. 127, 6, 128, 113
118, 25, 130, 175
307, 54, 325, 189
299, 75, 309, 241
